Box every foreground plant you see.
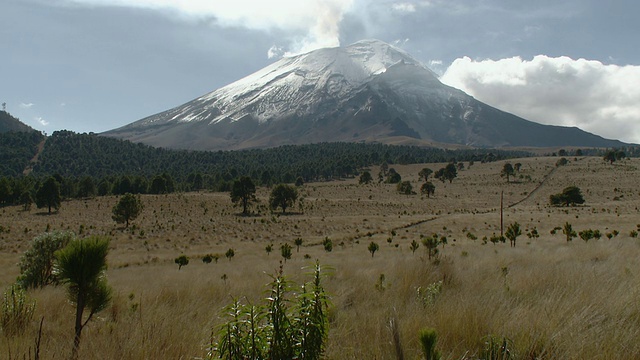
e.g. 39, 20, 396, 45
55, 236, 112, 359
1, 285, 36, 336
419, 328, 441, 360
480, 335, 514, 360
17, 231, 74, 289
210, 261, 330, 360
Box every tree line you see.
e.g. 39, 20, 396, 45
31, 131, 530, 181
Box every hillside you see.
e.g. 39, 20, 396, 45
0, 111, 35, 133
32, 130, 529, 182
1, 156, 640, 358
0, 132, 44, 177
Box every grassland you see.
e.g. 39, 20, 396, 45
1, 156, 640, 359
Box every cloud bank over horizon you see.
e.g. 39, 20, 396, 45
64, 0, 354, 56
441, 55, 640, 144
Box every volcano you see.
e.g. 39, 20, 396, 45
104, 40, 625, 150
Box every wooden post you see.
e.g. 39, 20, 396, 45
500, 190, 504, 238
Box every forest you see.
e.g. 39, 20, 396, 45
0, 129, 535, 206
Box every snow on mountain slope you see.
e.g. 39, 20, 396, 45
141, 40, 435, 126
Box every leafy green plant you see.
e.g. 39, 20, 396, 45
416, 280, 443, 307
368, 241, 379, 257
265, 244, 273, 256
55, 236, 112, 359
1, 285, 36, 336
421, 235, 439, 260
322, 237, 333, 252
225, 248, 235, 261
410, 239, 420, 254
505, 222, 521, 247
489, 233, 504, 245
480, 335, 514, 360
419, 328, 441, 360
280, 243, 292, 263
294, 237, 303, 252
579, 229, 595, 242
563, 222, 577, 242
17, 231, 73, 289
211, 262, 330, 360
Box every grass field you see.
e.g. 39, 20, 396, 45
1, 156, 640, 359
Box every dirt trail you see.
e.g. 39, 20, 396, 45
22, 138, 46, 176
372, 162, 562, 237
507, 165, 559, 208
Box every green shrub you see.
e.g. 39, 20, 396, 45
419, 328, 441, 360
17, 231, 74, 289
322, 238, 333, 252
210, 262, 330, 360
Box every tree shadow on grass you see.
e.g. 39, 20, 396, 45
34, 211, 59, 216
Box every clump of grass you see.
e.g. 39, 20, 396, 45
1, 285, 36, 336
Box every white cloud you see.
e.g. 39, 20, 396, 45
20, 102, 35, 109
35, 116, 49, 126
441, 55, 640, 144
392, 3, 416, 13
64, 0, 354, 56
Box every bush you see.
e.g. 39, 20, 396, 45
17, 231, 74, 289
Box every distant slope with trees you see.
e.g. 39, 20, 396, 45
0, 112, 45, 177
32, 130, 530, 183
0, 110, 36, 133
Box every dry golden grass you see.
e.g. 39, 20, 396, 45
1, 156, 640, 359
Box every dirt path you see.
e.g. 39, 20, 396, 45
507, 165, 559, 208
369, 162, 563, 237
22, 138, 46, 176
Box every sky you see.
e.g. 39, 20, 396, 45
2, 0, 639, 144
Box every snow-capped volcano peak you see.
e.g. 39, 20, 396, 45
191, 40, 429, 120
138, 39, 436, 126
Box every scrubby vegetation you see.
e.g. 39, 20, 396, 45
0, 155, 640, 359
